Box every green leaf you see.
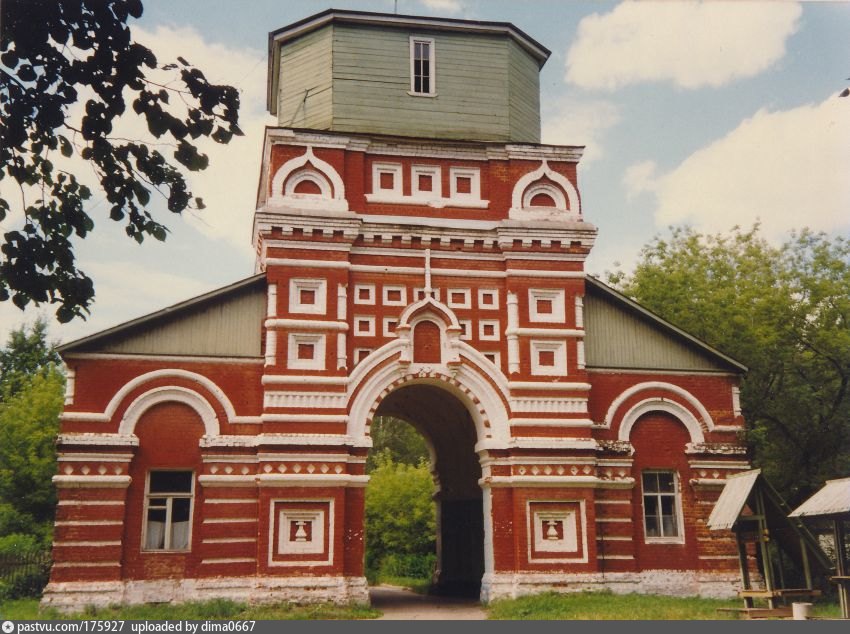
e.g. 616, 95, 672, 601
58, 136, 73, 158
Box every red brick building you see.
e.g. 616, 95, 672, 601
43, 10, 750, 609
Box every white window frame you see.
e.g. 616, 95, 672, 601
372, 162, 403, 196
354, 315, 376, 337
382, 285, 408, 307
289, 278, 327, 315
354, 284, 376, 305
354, 348, 373, 365
529, 288, 566, 323
530, 339, 567, 376
479, 319, 500, 341
414, 287, 440, 302
142, 470, 194, 552
411, 165, 441, 200
449, 167, 481, 202
641, 470, 685, 544
478, 289, 499, 310
483, 351, 501, 368
409, 36, 436, 97
287, 333, 326, 371
447, 288, 471, 309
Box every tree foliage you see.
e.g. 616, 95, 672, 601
608, 225, 850, 503
0, 319, 64, 546
364, 454, 436, 578
366, 416, 429, 473
0, 0, 242, 322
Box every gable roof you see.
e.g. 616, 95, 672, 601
584, 276, 747, 374
790, 477, 850, 519
58, 274, 266, 359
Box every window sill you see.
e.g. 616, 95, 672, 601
407, 90, 438, 98
644, 537, 686, 545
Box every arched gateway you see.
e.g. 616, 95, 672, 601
43, 10, 751, 611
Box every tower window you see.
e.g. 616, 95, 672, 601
410, 37, 436, 96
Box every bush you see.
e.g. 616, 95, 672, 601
379, 553, 436, 579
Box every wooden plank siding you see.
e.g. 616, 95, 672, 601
278, 26, 333, 129
276, 23, 541, 142
73, 284, 266, 358
584, 286, 731, 373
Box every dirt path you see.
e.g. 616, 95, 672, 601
370, 585, 487, 620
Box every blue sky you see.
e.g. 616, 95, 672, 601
2, 0, 848, 346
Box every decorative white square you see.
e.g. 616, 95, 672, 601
447, 288, 471, 309
533, 510, 578, 553
529, 288, 566, 323
382, 285, 407, 307
354, 284, 375, 305
449, 167, 481, 201
479, 319, 500, 341
383, 317, 399, 338
372, 162, 402, 195
278, 509, 325, 555
530, 339, 567, 376
354, 315, 376, 337
483, 351, 501, 367
287, 333, 326, 371
411, 165, 441, 199
458, 319, 472, 341
478, 289, 499, 310
289, 279, 327, 315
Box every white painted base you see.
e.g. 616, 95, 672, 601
480, 570, 741, 603
40, 576, 370, 613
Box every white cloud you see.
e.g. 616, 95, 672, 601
419, 0, 463, 14
622, 160, 657, 200
627, 96, 850, 239
542, 98, 621, 164
566, 1, 801, 91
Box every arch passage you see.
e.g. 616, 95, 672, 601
373, 383, 484, 596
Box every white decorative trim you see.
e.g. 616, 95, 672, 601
266, 318, 348, 331
58, 453, 132, 462
411, 164, 442, 202
371, 162, 402, 197
731, 386, 741, 417
264, 258, 351, 270
530, 340, 567, 377
261, 414, 347, 423
261, 375, 348, 386
120, 386, 220, 436
506, 291, 520, 373
447, 288, 471, 309
484, 476, 632, 489
509, 381, 592, 391
449, 166, 482, 203
337, 332, 346, 370
337, 284, 347, 320
509, 396, 587, 414
604, 381, 715, 434
510, 417, 593, 428
286, 333, 326, 371
522, 182, 566, 210
510, 327, 583, 338
506, 269, 586, 279
64, 366, 75, 405
618, 399, 706, 445
478, 319, 500, 341
265, 330, 277, 366
53, 475, 132, 488
288, 279, 327, 315
268, 146, 347, 211
353, 284, 375, 305
382, 285, 407, 307
577, 340, 585, 370
62, 353, 265, 365
575, 295, 584, 328
527, 499, 588, 564
529, 288, 566, 323
482, 351, 501, 368
353, 315, 376, 337
509, 159, 581, 219
478, 289, 499, 310
383, 317, 399, 338
58, 433, 139, 447
458, 319, 472, 341
267, 283, 277, 318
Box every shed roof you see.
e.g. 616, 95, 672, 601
707, 469, 761, 530
789, 477, 850, 519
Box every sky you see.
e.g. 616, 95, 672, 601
2, 0, 849, 347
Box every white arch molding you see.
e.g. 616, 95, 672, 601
118, 386, 220, 437
616, 398, 706, 445
269, 146, 348, 211
509, 159, 580, 220
603, 381, 715, 434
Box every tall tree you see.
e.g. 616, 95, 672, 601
0, 317, 60, 398
607, 225, 850, 503
0, 0, 242, 322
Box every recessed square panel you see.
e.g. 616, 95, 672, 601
527, 500, 587, 564
269, 499, 334, 567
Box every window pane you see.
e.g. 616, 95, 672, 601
149, 471, 192, 493
662, 514, 678, 537
421, 43, 430, 61
643, 495, 658, 517
172, 497, 191, 523
657, 472, 675, 492
422, 77, 429, 94
645, 514, 660, 537
660, 495, 676, 517
642, 472, 659, 493
146, 508, 166, 549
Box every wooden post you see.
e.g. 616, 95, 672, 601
736, 530, 754, 608
755, 488, 776, 609
799, 536, 812, 590
834, 520, 848, 619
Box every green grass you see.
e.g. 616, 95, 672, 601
488, 591, 744, 620
0, 597, 380, 621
